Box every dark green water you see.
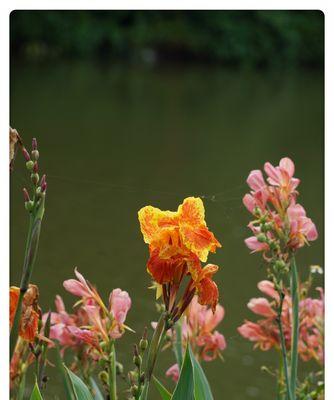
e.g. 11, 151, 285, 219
10, 61, 324, 399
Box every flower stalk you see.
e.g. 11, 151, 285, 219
108, 342, 117, 400
290, 256, 299, 399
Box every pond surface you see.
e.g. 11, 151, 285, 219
10, 61, 324, 399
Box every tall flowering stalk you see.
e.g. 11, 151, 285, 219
243, 157, 318, 400
10, 132, 48, 360
138, 197, 222, 399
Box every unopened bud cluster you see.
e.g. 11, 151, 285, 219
21, 138, 47, 216
128, 327, 148, 399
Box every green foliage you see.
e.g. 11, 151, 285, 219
153, 376, 172, 400
10, 10, 323, 67
65, 366, 94, 400
29, 381, 43, 400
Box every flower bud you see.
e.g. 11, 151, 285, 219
33, 162, 38, 173
25, 200, 34, 212
31, 173, 39, 186
31, 150, 39, 161
22, 148, 30, 161
139, 338, 148, 352
32, 138, 38, 150
26, 160, 34, 171
40, 174, 47, 192
274, 260, 286, 271
116, 361, 123, 375
133, 355, 142, 368
257, 233, 267, 243
98, 371, 109, 385
139, 372, 145, 384
22, 188, 30, 202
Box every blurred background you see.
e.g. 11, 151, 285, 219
10, 10, 324, 400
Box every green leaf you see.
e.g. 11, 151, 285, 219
89, 377, 104, 400
153, 376, 172, 400
171, 344, 194, 400
17, 372, 26, 400
64, 366, 94, 400
29, 381, 43, 400
55, 344, 75, 400
188, 346, 214, 400
173, 321, 183, 368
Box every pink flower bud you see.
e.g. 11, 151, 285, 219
22, 188, 30, 202
109, 288, 132, 325
32, 138, 38, 150
22, 148, 30, 161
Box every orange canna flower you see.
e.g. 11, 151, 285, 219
139, 197, 221, 283
10, 285, 41, 342
139, 197, 221, 316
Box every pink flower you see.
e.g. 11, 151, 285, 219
247, 170, 267, 192
264, 157, 300, 193
247, 298, 276, 318
244, 236, 269, 253
257, 280, 280, 301
109, 289, 132, 325
197, 331, 226, 361
287, 204, 318, 248
238, 321, 276, 351
166, 363, 180, 382
67, 326, 100, 349
63, 268, 94, 298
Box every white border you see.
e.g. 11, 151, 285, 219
1, 2, 332, 399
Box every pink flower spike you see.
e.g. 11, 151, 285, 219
166, 363, 180, 382
247, 297, 276, 318
247, 170, 266, 191
109, 289, 132, 325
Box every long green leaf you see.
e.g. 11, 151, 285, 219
171, 344, 194, 400
65, 366, 94, 400
29, 381, 43, 400
173, 321, 183, 368
189, 346, 214, 400
17, 372, 26, 400
55, 344, 75, 400
89, 377, 104, 400
153, 376, 172, 400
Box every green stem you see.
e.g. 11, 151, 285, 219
276, 291, 293, 400
108, 342, 117, 400
10, 217, 42, 359
290, 256, 299, 399
140, 312, 167, 400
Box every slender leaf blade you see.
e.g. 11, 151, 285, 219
171, 344, 194, 400
153, 376, 172, 400
189, 346, 214, 400
29, 381, 43, 400
64, 366, 94, 400
89, 377, 104, 400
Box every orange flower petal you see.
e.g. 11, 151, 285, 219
138, 206, 178, 244
10, 286, 20, 328
147, 249, 186, 284
197, 278, 219, 313
19, 307, 39, 342
178, 197, 205, 226
180, 225, 221, 262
